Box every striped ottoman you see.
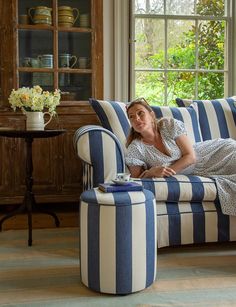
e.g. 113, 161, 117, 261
79, 188, 157, 294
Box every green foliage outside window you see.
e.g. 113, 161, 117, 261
134, 0, 226, 105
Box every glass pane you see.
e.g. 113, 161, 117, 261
58, 32, 91, 69
196, 0, 225, 17
19, 72, 54, 90
135, 71, 165, 105
167, 19, 195, 69
166, 0, 226, 16
166, 0, 195, 15
167, 72, 195, 104
134, 0, 164, 15
198, 72, 224, 99
59, 73, 91, 101
135, 18, 164, 69
19, 30, 53, 68
198, 20, 225, 70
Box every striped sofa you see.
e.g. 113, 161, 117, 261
74, 97, 236, 248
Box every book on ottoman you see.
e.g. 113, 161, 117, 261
99, 181, 143, 193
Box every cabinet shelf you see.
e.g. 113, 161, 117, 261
12, 0, 103, 102
18, 68, 93, 74
18, 24, 93, 33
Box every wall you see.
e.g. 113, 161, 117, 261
103, 0, 114, 100
103, 0, 129, 101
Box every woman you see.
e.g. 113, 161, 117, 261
125, 98, 236, 215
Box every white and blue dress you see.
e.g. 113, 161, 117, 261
125, 117, 236, 216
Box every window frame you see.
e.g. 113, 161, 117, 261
129, 0, 233, 104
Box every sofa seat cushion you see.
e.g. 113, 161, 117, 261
89, 99, 203, 152
176, 97, 236, 140
134, 175, 217, 202
155, 200, 233, 248
156, 201, 219, 216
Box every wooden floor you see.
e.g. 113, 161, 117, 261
0, 205, 79, 230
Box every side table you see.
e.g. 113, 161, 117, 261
0, 129, 66, 246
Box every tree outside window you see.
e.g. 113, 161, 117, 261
131, 0, 228, 105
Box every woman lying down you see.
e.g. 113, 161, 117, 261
125, 98, 236, 216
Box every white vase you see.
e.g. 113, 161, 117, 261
25, 111, 52, 130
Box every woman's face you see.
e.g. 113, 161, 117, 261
127, 104, 154, 133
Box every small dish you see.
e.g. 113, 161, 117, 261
112, 179, 132, 185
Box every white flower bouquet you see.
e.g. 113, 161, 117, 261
8, 85, 61, 116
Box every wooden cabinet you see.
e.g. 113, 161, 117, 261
0, 0, 102, 206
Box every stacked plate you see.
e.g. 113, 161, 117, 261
79, 14, 90, 27
58, 6, 79, 27
33, 15, 52, 25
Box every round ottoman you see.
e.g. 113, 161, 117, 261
79, 188, 157, 294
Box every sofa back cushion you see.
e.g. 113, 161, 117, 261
176, 97, 236, 140
90, 99, 130, 150
89, 98, 203, 151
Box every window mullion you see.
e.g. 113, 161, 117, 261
164, 13, 168, 104
195, 19, 199, 98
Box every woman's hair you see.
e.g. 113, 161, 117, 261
126, 98, 158, 147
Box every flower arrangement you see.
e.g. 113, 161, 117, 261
8, 85, 61, 116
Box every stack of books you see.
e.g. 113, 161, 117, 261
98, 181, 143, 193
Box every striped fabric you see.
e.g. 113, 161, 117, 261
151, 105, 202, 143
89, 99, 130, 151
82, 163, 93, 191
74, 125, 126, 187
156, 200, 234, 248
176, 97, 236, 140
74, 100, 236, 249
134, 175, 217, 202
80, 188, 157, 294
89, 98, 203, 146
74, 125, 215, 202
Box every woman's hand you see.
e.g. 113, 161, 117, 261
139, 166, 176, 178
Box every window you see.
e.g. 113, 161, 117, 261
130, 0, 231, 105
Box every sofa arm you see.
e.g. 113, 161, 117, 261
73, 125, 126, 189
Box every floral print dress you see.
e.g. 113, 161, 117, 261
125, 117, 236, 216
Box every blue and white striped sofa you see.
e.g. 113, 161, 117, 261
74, 97, 236, 248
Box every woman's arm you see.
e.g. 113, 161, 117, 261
140, 134, 196, 178
170, 134, 196, 173
128, 165, 145, 178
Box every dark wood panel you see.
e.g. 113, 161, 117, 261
0, 0, 103, 215
0, 102, 101, 205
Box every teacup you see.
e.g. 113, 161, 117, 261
78, 57, 89, 69
38, 54, 53, 68
22, 57, 31, 67
31, 58, 40, 68
59, 53, 77, 68
115, 173, 131, 182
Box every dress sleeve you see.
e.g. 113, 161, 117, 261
159, 117, 187, 139
125, 141, 147, 169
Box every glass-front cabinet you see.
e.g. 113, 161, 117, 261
0, 0, 103, 104
0, 0, 102, 208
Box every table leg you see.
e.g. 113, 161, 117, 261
0, 136, 60, 246
0, 203, 25, 231
35, 206, 60, 227
25, 137, 33, 246
25, 138, 60, 245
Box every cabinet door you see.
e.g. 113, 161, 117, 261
15, 0, 103, 102
0, 114, 25, 202
14, 137, 61, 194
0, 137, 14, 195
0, 0, 103, 205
